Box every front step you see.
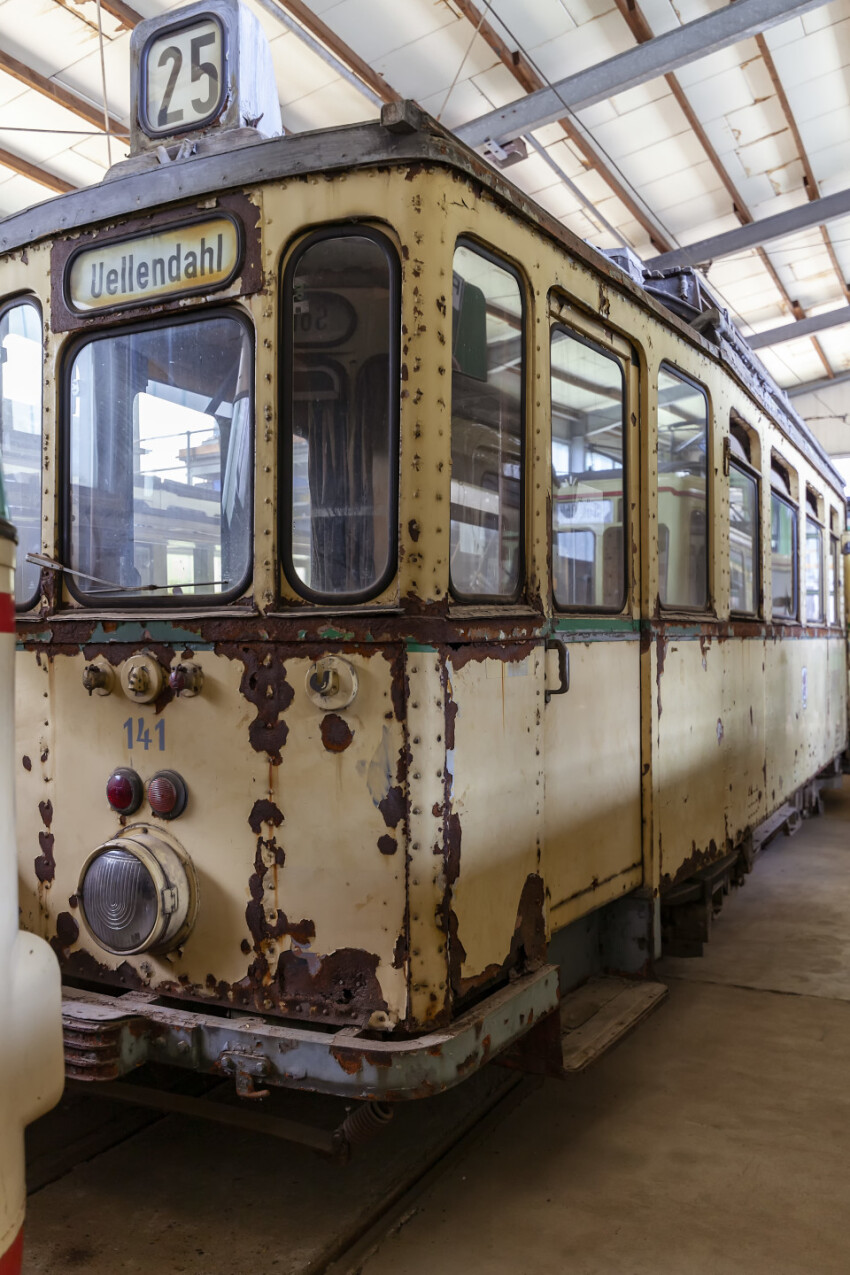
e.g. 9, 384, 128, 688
559, 976, 668, 1073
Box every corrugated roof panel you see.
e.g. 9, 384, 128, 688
303, 0, 458, 63
486, 0, 577, 48
376, 27, 500, 104
637, 160, 725, 215
758, 341, 826, 388
591, 95, 693, 161
532, 8, 633, 83
419, 78, 492, 128
813, 327, 850, 370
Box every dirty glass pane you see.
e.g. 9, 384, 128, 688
68, 315, 252, 601
657, 367, 708, 608
0, 301, 42, 606
805, 517, 823, 623
829, 536, 840, 625
287, 233, 394, 597
450, 245, 522, 598
771, 493, 797, 619
729, 463, 757, 614
550, 329, 625, 609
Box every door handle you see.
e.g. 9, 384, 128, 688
545, 637, 570, 703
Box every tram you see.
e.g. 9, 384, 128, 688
2, 0, 845, 1103
0, 466, 63, 1271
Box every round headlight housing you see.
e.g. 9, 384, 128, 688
78, 825, 198, 956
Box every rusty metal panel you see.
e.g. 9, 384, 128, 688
656, 634, 728, 887
446, 647, 545, 998
721, 637, 767, 842
406, 651, 452, 1028
764, 635, 805, 809
17, 644, 408, 1029
545, 636, 643, 928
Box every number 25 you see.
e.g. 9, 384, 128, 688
156, 32, 219, 129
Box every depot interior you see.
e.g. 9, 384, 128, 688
5, 2, 850, 1273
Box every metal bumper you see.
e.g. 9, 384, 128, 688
62, 965, 560, 1101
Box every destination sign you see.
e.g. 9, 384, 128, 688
67, 217, 241, 313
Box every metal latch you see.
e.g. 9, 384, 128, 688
544, 638, 570, 703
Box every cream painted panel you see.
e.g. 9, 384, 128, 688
800, 638, 828, 781
544, 637, 642, 926
721, 638, 766, 842
764, 636, 804, 807
406, 651, 452, 1028
16, 646, 407, 1021
281, 649, 407, 1020
657, 636, 728, 885
828, 636, 847, 756
448, 650, 543, 987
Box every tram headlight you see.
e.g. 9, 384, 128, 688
78, 826, 198, 956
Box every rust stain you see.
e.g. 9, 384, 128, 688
22, 755, 31, 772
378, 785, 405, 829
320, 713, 354, 752
377, 834, 397, 855
50, 911, 79, 960
35, 799, 55, 883
248, 798, 283, 834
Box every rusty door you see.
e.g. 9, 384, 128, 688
542, 305, 643, 933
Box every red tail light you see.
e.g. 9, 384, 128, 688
147, 770, 188, 820
106, 768, 143, 814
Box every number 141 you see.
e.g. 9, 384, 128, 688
124, 717, 165, 751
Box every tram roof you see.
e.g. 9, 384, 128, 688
0, 98, 842, 493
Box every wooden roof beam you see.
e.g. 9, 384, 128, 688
613, 0, 834, 378
0, 145, 76, 193
451, 0, 674, 253
0, 47, 128, 140
457, 0, 833, 148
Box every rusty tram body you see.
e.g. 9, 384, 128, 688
2, 0, 846, 1106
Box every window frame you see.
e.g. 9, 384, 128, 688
728, 454, 761, 619
769, 487, 799, 623
829, 531, 841, 627
279, 223, 401, 606
656, 362, 711, 614
449, 235, 526, 605
549, 323, 627, 614
0, 294, 43, 612
60, 304, 255, 610
804, 512, 825, 626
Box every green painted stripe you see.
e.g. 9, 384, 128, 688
551, 616, 640, 634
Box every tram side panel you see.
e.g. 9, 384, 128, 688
0, 522, 63, 1271
16, 643, 411, 1031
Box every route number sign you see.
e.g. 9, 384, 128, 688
143, 16, 225, 135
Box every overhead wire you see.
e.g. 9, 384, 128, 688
476, 0, 681, 253
95, 0, 113, 165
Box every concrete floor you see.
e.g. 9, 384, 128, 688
23, 782, 850, 1274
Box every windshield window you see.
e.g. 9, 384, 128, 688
657, 367, 708, 609
0, 300, 42, 606
68, 314, 252, 602
450, 244, 523, 599
550, 328, 625, 610
285, 230, 397, 599
771, 493, 797, 619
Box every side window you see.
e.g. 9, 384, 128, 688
657, 366, 709, 609
804, 491, 824, 623
283, 228, 398, 600
829, 509, 840, 625
728, 425, 759, 616
0, 299, 42, 608
770, 461, 798, 620
729, 463, 758, 614
450, 243, 523, 599
550, 328, 626, 610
